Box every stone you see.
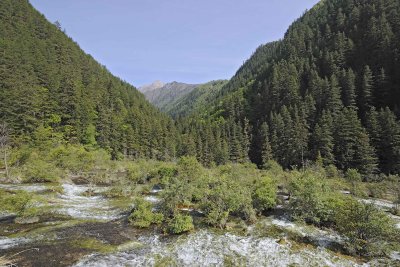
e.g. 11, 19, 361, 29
14, 216, 39, 224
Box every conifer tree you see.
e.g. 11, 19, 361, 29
260, 122, 273, 166
377, 108, 400, 174
340, 68, 357, 108
359, 65, 374, 119
326, 74, 343, 116
311, 111, 334, 165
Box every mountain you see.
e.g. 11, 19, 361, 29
167, 80, 228, 118
0, 0, 177, 160
139, 80, 165, 94
178, 0, 400, 175
140, 81, 199, 112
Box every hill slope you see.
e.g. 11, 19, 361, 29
167, 80, 228, 118
181, 0, 400, 175
0, 0, 177, 160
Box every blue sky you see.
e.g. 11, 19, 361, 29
30, 0, 320, 87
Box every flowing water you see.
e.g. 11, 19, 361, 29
74, 223, 362, 267
1, 183, 399, 266
56, 184, 123, 220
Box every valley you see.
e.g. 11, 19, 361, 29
1, 0, 400, 266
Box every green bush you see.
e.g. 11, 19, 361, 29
102, 185, 136, 198
128, 198, 164, 228
345, 169, 362, 183
288, 174, 335, 225
252, 176, 277, 212
263, 160, 283, 175
0, 189, 32, 215
335, 200, 397, 256
160, 176, 192, 217
23, 155, 62, 183
345, 168, 367, 197
167, 213, 194, 234
158, 165, 178, 187
325, 164, 340, 178
367, 182, 386, 198
126, 160, 161, 184
177, 156, 203, 181
200, 178, 254, 228
49, 145, 95, 173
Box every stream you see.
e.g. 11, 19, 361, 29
1, 182, 399, 266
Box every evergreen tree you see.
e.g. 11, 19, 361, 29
311, 111, 334, 165
333, 108, 377, 175
260, 122, 273, 166
376, 108, 400, 174
340, 68, 357, 108
359, 65, 374, 119
326, 74, 343, 115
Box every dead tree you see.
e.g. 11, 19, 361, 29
0, 123, 9, 178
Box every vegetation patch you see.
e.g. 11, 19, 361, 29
71, 238, 117, 254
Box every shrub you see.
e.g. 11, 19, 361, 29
325, 164, 340, 178
263, 160, 283, 175
49, 145, 95, 173
252, 176, 277, 213
23, 155, 61, 183
345, 169, 362, 183
167, 213, 194, 234
288, 174, 336, 225
128, 198, 164, 228
126, 160, 161, 184
200, 178, 254, 228
367, 182, 386, 198
177, 156, 203, 181
345, 169, 364, 196
335, 201, 397, 256
158, 165, 178, 186
160, 176, 192, 217
102, 185, 136, 198
0, 189, 32, 215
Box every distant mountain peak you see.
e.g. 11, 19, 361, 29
139, 80, 165, 93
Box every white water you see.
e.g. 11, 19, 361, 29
74, 229, 363, 267
56, 184, 123, 221
144, 195, 160, 204
265, 217, 343, 247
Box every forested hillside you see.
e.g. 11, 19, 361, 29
0, 0, 177, 160
1, 0, 400, 177
167, 80, 228, 118
183, 0, 400, 176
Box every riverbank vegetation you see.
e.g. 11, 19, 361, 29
2, 143, 399, 257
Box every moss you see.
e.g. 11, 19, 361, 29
154, 255, 177, 267
116, 241, 144, 251
71, 238, 116, 253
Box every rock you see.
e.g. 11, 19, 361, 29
70, 176, 89, 185
15, 216, 39, 224
0, 213, 16, 222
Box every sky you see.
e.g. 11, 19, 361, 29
30, 0, 320, 87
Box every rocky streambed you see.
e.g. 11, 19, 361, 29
0, 182, 399, 267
